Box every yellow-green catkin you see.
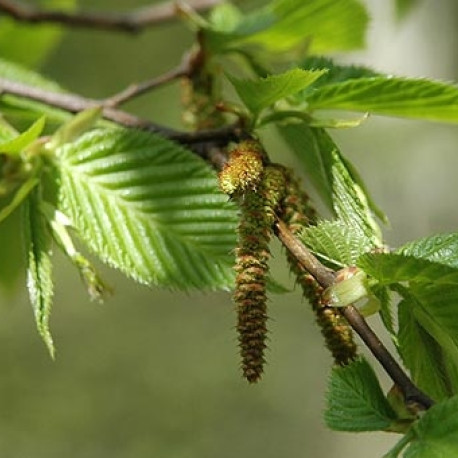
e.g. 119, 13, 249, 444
233, 165, 286, 383
218, 141, 264, 196
280, 169, 357, 366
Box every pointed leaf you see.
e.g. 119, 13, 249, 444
0, 116, 45, 155
325, 357, 397, 431
23, 186, 55, 357
358, 252, 458, 286
402, 396, 458, 457
299, 56, 379, 90
228, 69, 327, 116
305, 76, 458, 123
51, 128, 238, 290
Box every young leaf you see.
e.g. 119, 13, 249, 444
243, 0, 369, 54
278, 123, 384, 246
358, 252, 458, 286
228, 69, 327, 117
399, 232, 458, 269
50, 128, 238, 290
299, 56, 379, 90
400, 396, 458, 457
23, 186, 55, 358
398, 297, 454, 401
0, 0, 76, 68
0, 116, 45, 155
304, 76, 458, 123
328, 145, 383, 246
300, 219, 371, 268
325, 357, 397, 431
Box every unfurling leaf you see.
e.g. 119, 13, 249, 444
228, 69, 327, 117
278, 123, 385, 244
51, 128, 238, 290
23, 185, 55, 358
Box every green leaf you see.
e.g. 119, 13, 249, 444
0, 116, 45, 155
204, 0, 369, 55
304, 76, 458, 124
0, 0, 76, 68
328, 145, 383, 246
46, 107, 102, 150
300, 219, 371, 268
299, 56, 379, 90
398, 297, 454, 401
406, 283, 458, 382
278, 122, 333, 208
358, 252, 458, 286
228, 69, 327, 117
23, 185, 55, 358
325, 357, 397, 431
278, 123, 383, 245
51, 128, 238, 290
243, 0, 369, 54
402, 396, 458, 457
399, 232, 458, 269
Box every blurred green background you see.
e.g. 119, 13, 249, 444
1, 0, 458, 457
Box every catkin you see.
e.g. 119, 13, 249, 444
233, 165, 286, 382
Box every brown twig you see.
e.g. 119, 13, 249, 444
0, 77, 242, 145
0, 0, 222, 33
275, 219, 434, 411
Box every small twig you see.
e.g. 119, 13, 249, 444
275, 219, 434, 411
103, 55, 191, 107
0, 0, 222, 33
0, 77, 243, 147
